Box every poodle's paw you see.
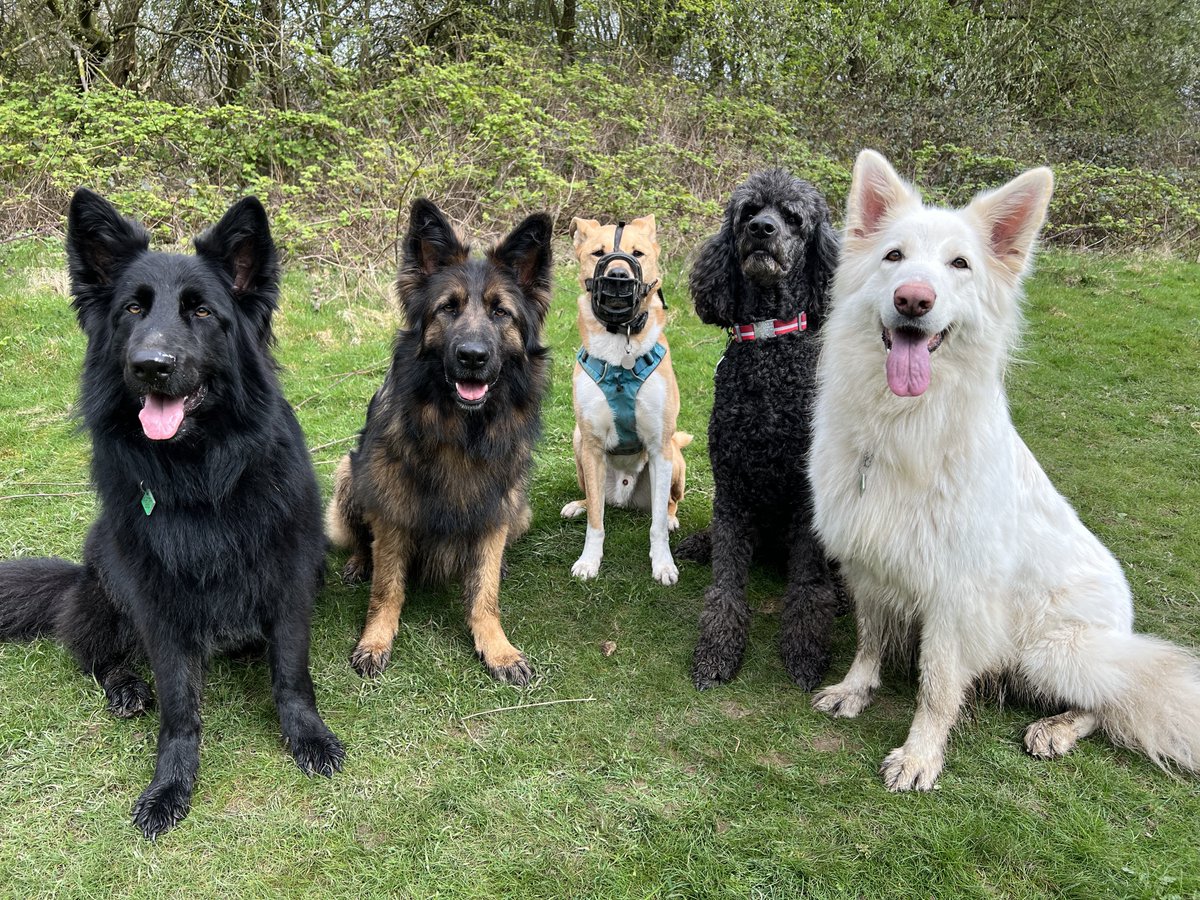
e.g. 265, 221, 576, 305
673, 530, 711, 564
879, 746, 943, 792
781, 645, 832, 692
560, 500, 586, 519
691, 634, 745, 690
812, 681, 874, 718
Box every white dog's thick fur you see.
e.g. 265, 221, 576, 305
809, 149, 1200, 791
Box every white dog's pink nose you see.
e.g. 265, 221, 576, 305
894, 281, 936, 318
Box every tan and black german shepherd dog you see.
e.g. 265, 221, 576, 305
327, 199, 552, 685
562, 216, 691, 586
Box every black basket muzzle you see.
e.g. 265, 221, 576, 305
584, 222, 658, 334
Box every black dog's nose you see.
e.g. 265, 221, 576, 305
456, 342, 489, 368
747, 214, 779, 239
129, 349, 176, 382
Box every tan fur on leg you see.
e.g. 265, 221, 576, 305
467, 525, 531, 685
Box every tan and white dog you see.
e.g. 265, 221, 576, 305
562, 215, 692, 585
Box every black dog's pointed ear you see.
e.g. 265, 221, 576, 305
802, 219, 840, 326
689, 210, 741, 327
490, 212, 553, 323
194, 196, 279, 297
67, 188, 150, 327
403, 199, 470, 277
194, 196, 280, 342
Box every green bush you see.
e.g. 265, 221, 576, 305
1, 55, 1197, 262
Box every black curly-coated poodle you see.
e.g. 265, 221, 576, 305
679, 168, 843, 691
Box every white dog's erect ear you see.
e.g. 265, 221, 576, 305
968, 167, 1054, 279
846, 149, 916, 242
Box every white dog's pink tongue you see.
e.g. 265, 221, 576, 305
139, 394, 186, 440
456, 381, 488, 402
886, 330, 932, 397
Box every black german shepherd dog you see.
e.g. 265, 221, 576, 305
0, 190, 343, 839
327, 199, 552, 685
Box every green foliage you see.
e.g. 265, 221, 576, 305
1, 48, 1198, 261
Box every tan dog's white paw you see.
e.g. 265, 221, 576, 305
667, 515, 680, 532
571, 554, 601, 580
561, 500, 586, 519
812, 682, 874, 718
652, 558, 679, 586
879, 746, 943, 792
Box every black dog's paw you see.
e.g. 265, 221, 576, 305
104, 675, 153, 719
674, 529, 712, 564
691, 636, 744, 690
483, 652, 533, 686
781, 644, 832, 692
131, 780, 192, 840
290, 729, 346, 777
340, 554, 371, 586
349, 643, 391, 678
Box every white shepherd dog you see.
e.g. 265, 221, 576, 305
809, 149, 1200, 791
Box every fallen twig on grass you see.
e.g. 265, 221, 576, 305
0, 490, 93, 501
460, 697, 597, 722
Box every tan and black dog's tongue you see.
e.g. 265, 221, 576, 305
885, 330, 932, 397
455, 381, 489, 402
139, 394, 186, 440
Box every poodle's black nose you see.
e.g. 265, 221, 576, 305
747, 213, 780, 239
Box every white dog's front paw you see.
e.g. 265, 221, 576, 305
879, 746, 943, 792
812, 682, 874, 718
560, 500, 586, 519
571, 554, 602, 580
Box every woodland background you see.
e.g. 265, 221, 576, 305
1, 0, 1198, 260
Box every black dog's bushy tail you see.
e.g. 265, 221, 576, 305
0, 558, 82, 639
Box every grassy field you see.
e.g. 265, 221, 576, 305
0, 238, 1198, 899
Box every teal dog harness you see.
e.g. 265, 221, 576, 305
577, 343, 667, 455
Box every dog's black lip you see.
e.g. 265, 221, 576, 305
881, 325, 949, 352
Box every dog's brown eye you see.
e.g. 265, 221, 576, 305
591, 249, 605, 257
884, 249, 903, 262
491, 306, 509, 319
441, 302, 459, 317
950, 257, 970, 270
125, 303, 142, 315
194, 307, 211, 318
632, 250, 644, 258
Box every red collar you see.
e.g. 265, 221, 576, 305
730, 313, 806, 343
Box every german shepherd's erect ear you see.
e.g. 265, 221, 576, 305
489, 212, 554, 325
194, 196, 280, 345
399, 198, 470, 282
66, 188, 151, 332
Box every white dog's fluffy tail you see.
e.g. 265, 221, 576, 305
1032, 629, 1200, 772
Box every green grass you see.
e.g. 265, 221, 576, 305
0, 240, 1198, 899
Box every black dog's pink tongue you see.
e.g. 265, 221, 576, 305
139, 394, 186, 440
885, 330, 932, 397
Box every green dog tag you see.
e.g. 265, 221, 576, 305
141, 488, 156, 517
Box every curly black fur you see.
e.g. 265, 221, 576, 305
680, 169, 844, 691
0, 190, 342, 839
